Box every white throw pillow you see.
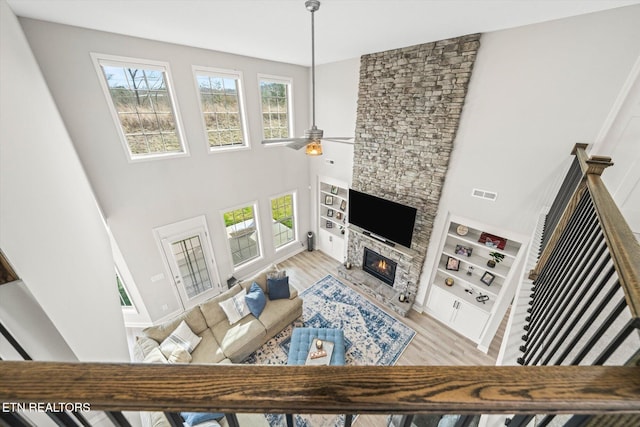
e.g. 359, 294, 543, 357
218, 288, 250, 325
159, 320, 202, 358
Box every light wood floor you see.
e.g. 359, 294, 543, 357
278, 250, 507, 426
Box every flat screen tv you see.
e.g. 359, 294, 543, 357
348, 189, 417, 248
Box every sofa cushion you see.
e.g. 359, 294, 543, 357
245, 282, 267, 318
167, 347, 192, 364
212, 316, 266, 362
143, 347, 169, 364
144, 306, 209, 343
267, 276, 290, 300
133, 335, 160, 362
191, 329, 227, 364
159, 320, 202, 358
200, 285, 244, 328
258, 297, 303, 337
219, 288, 251, 325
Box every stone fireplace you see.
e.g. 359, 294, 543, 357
337, 34, 480, 316
362, 248, 397, 286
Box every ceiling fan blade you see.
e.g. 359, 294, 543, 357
286, 139, 312, 150
262, 137, 307, 144
322, 137, 355, 144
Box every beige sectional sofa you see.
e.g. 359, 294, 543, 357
133, 266, 301, 427
133, 265, 303, 364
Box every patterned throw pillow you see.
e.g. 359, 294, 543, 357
218, 288, 250, 325
159, 320, 202, 358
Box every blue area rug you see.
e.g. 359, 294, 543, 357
246, 274, 416, 426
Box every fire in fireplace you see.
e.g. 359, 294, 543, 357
362, 247, 397, 286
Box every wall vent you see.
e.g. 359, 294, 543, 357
471, 188, 498, 201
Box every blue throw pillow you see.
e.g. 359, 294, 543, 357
267, 276, 290, 300
181, 412, 224, 426
245, 282, 267, 317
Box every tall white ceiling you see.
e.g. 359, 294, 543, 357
7, 0, 640, 65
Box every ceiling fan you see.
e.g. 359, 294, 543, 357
261, 0, 354, 156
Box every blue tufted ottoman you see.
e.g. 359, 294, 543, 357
287, 327, 345, 366
286, 327, 351, 427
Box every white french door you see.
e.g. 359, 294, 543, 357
155, 216, 222, 309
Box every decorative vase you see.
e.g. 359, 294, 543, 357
487, 259, 496, 268
445, 277, 454, 286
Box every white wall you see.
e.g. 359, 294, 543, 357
311, 6, 640, 308
0, 0, 129, 361
0, 281, 77, 361
19, 19, 312, 322
419, 4, 640, 307
308, 58, 360, 238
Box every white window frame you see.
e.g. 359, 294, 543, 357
270, 190, 298, 251
91, 53, 189, 163
193, 66, 250, 153
258, 74, 294, 145
221, 201, 263, 271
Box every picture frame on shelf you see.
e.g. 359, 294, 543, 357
326, 221, 333, 228
327, 209, 334, 217
325, 195, 333, 205
330, 185, 339, 195
446, 256, 460, 271
454, 244, 473, 257
340, 200, 347, 211
481, 271, 495, 286
336, 212, 343, 220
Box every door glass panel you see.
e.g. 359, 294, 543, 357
171, 235, 212, 299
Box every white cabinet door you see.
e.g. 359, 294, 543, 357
452, 300, 490, 340
427, 285, 490, 342
426, 286, 456, 324
318, 228, 345, 262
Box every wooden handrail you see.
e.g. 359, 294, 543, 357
1, 362, 639, 415
572, 145, 640, 318
530, 144, 640, 320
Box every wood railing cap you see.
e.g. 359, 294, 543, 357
1, 361, 639, 415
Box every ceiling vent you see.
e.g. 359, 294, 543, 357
471, 188, 498, 201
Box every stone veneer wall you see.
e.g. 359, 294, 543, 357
347, 34, 481, 310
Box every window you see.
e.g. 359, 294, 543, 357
259, 76, 292, 140
271, 193, 296, 249
92, 54, 187, 160
223, 204, 261, 267
194, 67, 249, 151
116, 269, 133, 308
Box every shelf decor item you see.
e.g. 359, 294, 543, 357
325, 195, 333, 205
327, 209, 334, 217
330, 185, 339, 195
481, 271, 495, 286
445, 277, 454, 286
446, 256, 460, 271
340, 200, 347, 211
326, 221, 333, 228
455, 244, 473, 257
456, 224, 469, 236
478, 232, 507, 249
487, 251, 505, 268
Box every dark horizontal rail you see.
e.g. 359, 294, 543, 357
1, 362, 639, 415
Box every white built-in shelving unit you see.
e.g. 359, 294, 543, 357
426, 216, 524, 350
317, 177, 348, 262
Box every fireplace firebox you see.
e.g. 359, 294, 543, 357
362, 248, 397, 286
